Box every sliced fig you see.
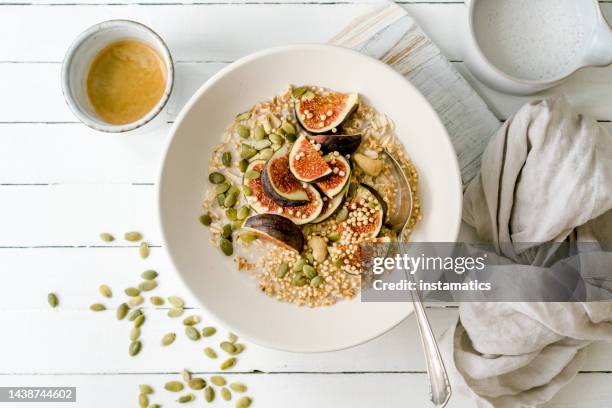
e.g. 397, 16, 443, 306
243, 160, 323, 225
295, 90, 359, 134
308, 134, 362, 155
261, 145, 308, 206
339, 184, 387, 238
312, 183, 348, 223
243, 214, 304, 252
315, 154, 351, 198
288, 135, 331, 182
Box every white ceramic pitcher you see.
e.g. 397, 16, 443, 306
462, 0, 612, 95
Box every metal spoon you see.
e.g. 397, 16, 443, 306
382, 148, 452, 408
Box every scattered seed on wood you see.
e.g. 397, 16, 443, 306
230, 383, 247, 393
222, 151, 232, 167
178, 393, 195, 403
161, 332, 176, 346
200, 213, 213, 226
127, 308, 143, 321
89, 303, 105, 312
139, 241, 150, 259
182, 369, 192, 382
221, 387, 232, 401
138, 280, 157, 292
204, 386, 215, 403
138, 393, 149, 407
129, 340, 142, 356
228, 333, 239, 343
141, 270, 158, 280
134, 314, 146, 328
210, 376, 226, 386
229, 344, 245, 356
236, 396, 253, 408
220, 357, 237, 370
164, 381, 184, 392
99, 233, 115, 242
47, 293, 58, 308
128, 296, 144, 307
188, 378, 206, 390
130, 327, 141, 341
124, 231, 143, 242
204, 347, 218, 359
98, 284, 112, 298
220, 342, 237, 354
168, 307, 184, 318
116, 303, 129, 320
125, 287, 140, 297
150, 296, 164, 306
202, 327, 216, 337
168, 296, 185, 308
139, 384, 153, 394
183, 315, 201, 326
185, 326, 201, 341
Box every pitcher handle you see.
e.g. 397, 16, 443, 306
584, 9, 612, 66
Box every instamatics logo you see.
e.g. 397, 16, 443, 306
372, 253, 487, 275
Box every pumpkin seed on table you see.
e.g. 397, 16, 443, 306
130, 327, 141, 341
164, 381, 184, 392
185, 326, 201, 341
220, 341, 237, 354
168, 296, 185, 308
220, 238, 234, 256
182, 369, 192, 382
125, 287, 140, 297
215, 182, 231, 194
178, 393, 196, 403
138, 280, 157, 292
141, 269, 158, 280
210, 376, 226, 386
202, 326, 216, 337
134, 314, 146, 328
188, 378, 206, 390
150, 296, 164, 306
238, 159, 249, 173
236, 125, 250, 139
139, 241, 150, 259
138, 393, 149, 407
229, 332, 238, 343
209, 172, 226, 184
230, 383, 247, 393
236, 396, 253, 408
200, 213, 213, 226
168, 307, 184, 318
229, 343, 245, 355
220, 357, 237, 370
139, 384, 154, 394
149, 404, 161, 408
204, 347, 218, 359
128, 308, 143, 321
204, 386, 215, 403
129, 340, 142, 356
244, 170, 260, 180
90, 303, 105, 312
99, 233, 115, 243
116, 303, 129, 320
124, 231, 142, 242
128, 295, 144, 307
183, 315, 201, 326
47, 292, 58, 308
221, 387, 232, 401
161, 332, 176, 346
222, 151, 232, 167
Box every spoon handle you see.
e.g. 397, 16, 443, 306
409, 278, 452, 407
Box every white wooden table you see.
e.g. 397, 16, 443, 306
1, 1, 611, 407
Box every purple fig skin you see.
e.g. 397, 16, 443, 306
360, 183, 388, 223
308, 134, 362, 155
243, 214, 304, 252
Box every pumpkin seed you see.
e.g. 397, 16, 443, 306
235, 111, 251, 121
139, 384, 154, 394
335, 207, 349, 222
347, 182, 358, 198
239, 232, 257, 243
229, 343, 245, 355
240, 144, 257, 159
204, 386, 215, 403
244, 170, 260, 180
276, 262, 289, 278
220, 238, 233, 256
305, 252, 314, 265
200, 213, 213, 226
217, 194, 226, 206
334, 258, 344, 268
168, 296, 185, 308
183, 315, 201, 326
161, 332, 176, 346
221, 224, 233, 238
285, 133, 297, 143
268, 133, 284, 145
139, 241, 150, 259
236, 125, 250, 139
130, 327, 141, 341
204, 347, 218, 359
229, 332, 238, 343
215, 182, 230, 194
178, 393, 195, 403
236, 206, 250, 220
128, 308, 143, 321
89, 303, 105, 312
182, 369, 192, 382
281, 121, 296, 135
226, 208, 238, 220
292, 275, 308, 287
236, 396, 253, 408
310, 276, 323, 288
209, 172, 226, 184
168, 307, 184, 318
139, 270, 157, 281
47, 292, 58, 308
150, 296, 164, 306
302, 90, 315, 100
254, 125, 266, 140
224, 193, 238, 208
238, 159, 249, 173
99, 233, 114, 242
292, 86, 308, 98
116, 303, 129, 320
164, 381, 184, 392
129, 340, 141, 356
327, 231, 341, 242
230, 383, 247, 393
232, 219, 243, 229
139, 393, 149, 407
220, 341, 237, 354
221, 151, 232, 167
129, 295, 144, 307
202, 326, 217, 337
220, 357, 237, 370
125, 287, 140, 297
150, 404, 161, 408
124, 231, 143, 242
303, 264, 316, 279
210, 376, 226, 386
138, 280, 157, 292
257, 147, 274, 161
294, 258, 306, 272
188, 378, 206, 390
185, 326, 201, 341
227, 185, 240, 196
221, 387, 232, 401
134, 314, 146, 328
253, 139, 271, 150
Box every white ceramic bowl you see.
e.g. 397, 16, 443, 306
61, 20, 174, 133
158, 44, 462, 353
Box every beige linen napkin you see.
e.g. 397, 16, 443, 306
444, 96, 612, 407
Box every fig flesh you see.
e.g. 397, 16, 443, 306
261, 145, 308, 206
315, 154, 351, 198
295, 90, 358, 134
288, 135, 331, 182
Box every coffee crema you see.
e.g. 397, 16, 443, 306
86, 39, 167, 125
